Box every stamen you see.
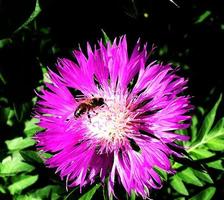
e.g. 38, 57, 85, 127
85, 95, 134, 152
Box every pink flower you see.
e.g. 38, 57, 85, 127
35, 36, 191, 199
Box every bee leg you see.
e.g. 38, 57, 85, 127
92, 110, 97, 115
87, 111, 91, 123
103, 102, 109, 109
87, 112, 91, 119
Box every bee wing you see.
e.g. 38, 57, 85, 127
74, 96, 88, 103
74, 95, 95, 101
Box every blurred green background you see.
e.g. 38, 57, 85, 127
0, 0, 224, 199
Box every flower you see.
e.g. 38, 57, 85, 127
34, 36, 191, 199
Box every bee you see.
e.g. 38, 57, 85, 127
74, 97, 105, 118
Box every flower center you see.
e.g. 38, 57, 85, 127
84, 96, 134, 152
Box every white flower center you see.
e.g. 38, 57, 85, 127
84, 95, 134, 152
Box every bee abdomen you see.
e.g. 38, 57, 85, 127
74, 105, 88, 118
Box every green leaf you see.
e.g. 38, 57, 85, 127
51, 192, 61, 200
195, 11, 212, 24
16, 195, 41, 200
0, 153, 34, 176
206, 138, 224, 151
195, 94, 222, 144
0, 185, 6, 194
0, 107, 14, 125
177, 168, 203, 187
130, 191, 136, 200
5, 137, 35, 151
78, 184, 101, 200
24, 118, 43, 136
192, 169, 213, 184
8, 175, 38, 195
176, 129, 188, 136
189, 187, 216, 200
190, 115, 199, 142
14, 0, 41, 33
26, 185, 63, 200
190, 149, 215, 160
20, 150, 43, 164
174, 198, 185, 200
41, 66, 51, 83
154, 167, 168, 181
208, 117, 224, 137
189, 118, 224, 153
0, 38, 12, 48
170, 175, 189, 196
174, 197, 186, 200
13, 102, 30, 122
102, 185, 109, 200
207, 160, 224, 170
101, 29, 111, 44
188, 95, 223, 153
198, 106, 205, 116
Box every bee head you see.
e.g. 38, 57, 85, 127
98, 97, 104, 104
92, 97, 104, 105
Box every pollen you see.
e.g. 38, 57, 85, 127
85, 95, 133, 151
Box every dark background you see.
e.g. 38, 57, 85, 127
1, 0, 224, 107
0, 0, 224, 199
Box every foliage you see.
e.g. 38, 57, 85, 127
164, 95, 224, 200
1, 0, 224, 199
1, 89, 223, 200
